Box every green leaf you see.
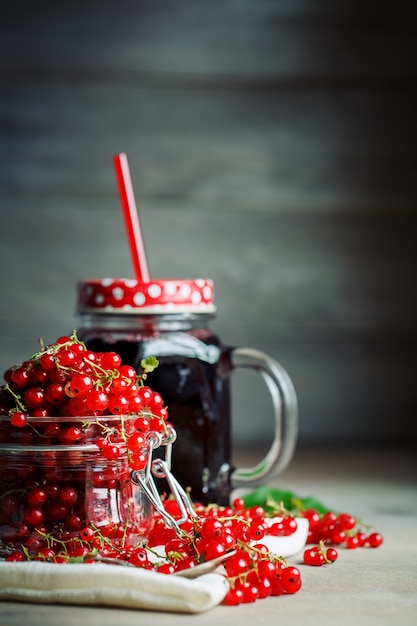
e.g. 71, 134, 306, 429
140, 356, 159, 374
242, 485, 331, 515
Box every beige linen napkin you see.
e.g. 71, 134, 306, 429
0, 561, 228, 613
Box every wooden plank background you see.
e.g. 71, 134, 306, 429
0, 1, 416, 448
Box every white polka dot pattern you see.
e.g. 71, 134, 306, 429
77, 278, 216, 314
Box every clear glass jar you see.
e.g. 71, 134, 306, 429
0, 415, 154, 560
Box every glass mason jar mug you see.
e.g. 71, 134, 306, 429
76, 278, 299, 506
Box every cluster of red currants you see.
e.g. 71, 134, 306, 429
0, 332, 167, 433
0, 332, 171, 473
301, 508, 383, 566
303, 508, 383, 549
146, 497, 302, 605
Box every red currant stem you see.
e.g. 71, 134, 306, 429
0, 486, 24, 500
88, 420, 117, 439
89, 523, 123, 551
54, 356, 118, 387
21, 545, 32, 561
316, 540, 334, 564
24, 422, 45, 438
167, 550, 186, 565
236, 539, 287, 566
264, 496, 293, 517
120, 503, 135, 548
34, 529, 71, 553
31, 331, 85, 361
4, 384, 27, 412
225, 571, 251, 588
146, 546, 167, 561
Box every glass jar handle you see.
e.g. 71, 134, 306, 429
230, 347, 298, 488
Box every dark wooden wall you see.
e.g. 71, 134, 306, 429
1, 1, 416, 447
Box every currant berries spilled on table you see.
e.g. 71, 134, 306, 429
303, 542, 338, 566
146, 498, 302, 605
302, 508, 384, 552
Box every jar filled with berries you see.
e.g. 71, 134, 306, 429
0, 333, 172, 563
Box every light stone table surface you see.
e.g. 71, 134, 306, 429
0, 445, 415, 626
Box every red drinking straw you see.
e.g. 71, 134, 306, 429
113, 152, 150, 283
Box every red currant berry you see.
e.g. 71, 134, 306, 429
108, 394, 129, 415
23, 506, 45, 527
149, 391, 164, 413
5, 551, 25, 562
200, 518, 224, 541
326, 548, 338, 563
55, 335, 72, 345
303, 547, 326, 566
338, 512, 356, 530
64, 513, 84, 531
40, 353, 56, 372
322, 511, 338, 525
232, 497, 245, 512
330, 527, 347, 545
30, 365, 50, 385
68, 395, 89, 416
56, 348, 80, 368
80, 527, 95, 541
11, 366, 31, 388
223, 587, 244, 606
26, 487, 47, 506
45, 383, 66, 405
59, 426, 82, 444
257, 558, 277, 579
366, 532, 383, 548
68, 374, 93, 397
31, 407, 51, 418
110, 377, 129, 395
36, 547, 57, 561
128, 450, 148, 470
127, 431, 146, 450
10, 411, 28, 428
98, 352, 122, 370
248, 505, 265, 520
280, 565, 302, 594
59, 486, 78, 506
247, 521, 267, 541
204, 541, 226, 562
118, 364, 137, 382
128, 394, 144, 413
23, 387, 46, 409
156, 562, 175, 575
101, 445, 121, 460
127, 547, 149, 568
225, 551, 252, 577
257, 576, 273, 599
86, 389, 109, 412
346, 535, 360, 549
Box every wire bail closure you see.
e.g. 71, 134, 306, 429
130, 426, 197, 536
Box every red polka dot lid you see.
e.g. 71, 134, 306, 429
77, 278, 216, 314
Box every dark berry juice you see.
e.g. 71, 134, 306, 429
80, 322, 234, 505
